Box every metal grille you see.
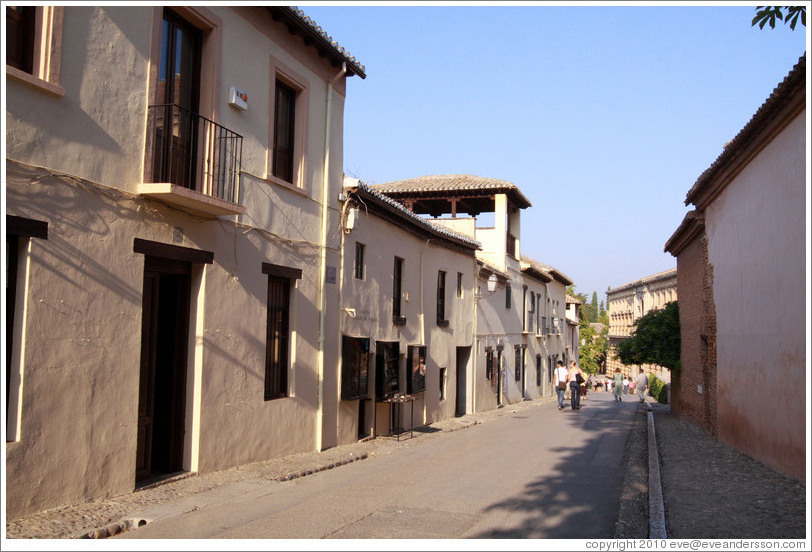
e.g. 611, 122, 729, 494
265, 276, 290, 400
146, 104, 243, 204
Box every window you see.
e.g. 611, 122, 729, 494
528, 291, 535, 333
393, 257, 405, 325
5, 6, 64, 96
522, 286, 527, 332
436, 270, 448, 326
515, 346, 522, 382
6, 215, 48, 441
341, 336, 370, 400
354, 242, 365, 280
263, 263, 302, 400
456, 272, 463, 298
439, 367, 447, 401
272, 79, 296, 183
506, 283, 512, 309
6, 6, 35, 73
407, 345, 427, 394
485, 347, 494, 380
536, 355, 542, 387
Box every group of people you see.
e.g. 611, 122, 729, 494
554, 361, 650, 410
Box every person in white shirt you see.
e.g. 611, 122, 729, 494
636, 372, 649, 403
554, 360, 569, 410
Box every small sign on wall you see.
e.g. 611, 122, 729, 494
326, 266, 336, 284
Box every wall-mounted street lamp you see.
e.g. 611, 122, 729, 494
475, 273, 499, 302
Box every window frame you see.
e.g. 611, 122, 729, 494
5, 5, 65, 97
354, 242, 365, 280
267, 56, 309, 191
393, 256, 405, 325
6, 215, 48, 442
262, 263, 302, 401
436, 270, 448, 326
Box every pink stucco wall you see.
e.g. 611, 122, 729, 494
705, 111, 806, 481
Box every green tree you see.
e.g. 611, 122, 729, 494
615, 301, 681, 373
590, 292, 598, 320
752, 6, 806, 30
579, 320, 608, 375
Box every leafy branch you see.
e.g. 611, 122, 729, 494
752, 6, 806, 30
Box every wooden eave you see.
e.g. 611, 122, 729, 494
267, 7, 366, 79
664, 210, 705, 257
350, 188, 479, 256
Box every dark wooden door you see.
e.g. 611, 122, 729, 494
136, 257, 191, 484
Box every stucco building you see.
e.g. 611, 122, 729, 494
5, 5, 364, 520
606, 268, 677, 382
370, 175, 574, 412
664, 55, 806, 481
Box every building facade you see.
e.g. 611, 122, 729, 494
606, 268, 677, 382
369, 175, 574, 413
5, 5, 364, 519
665, 56, 806, 481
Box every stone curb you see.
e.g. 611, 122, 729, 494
647, 408, 667, 538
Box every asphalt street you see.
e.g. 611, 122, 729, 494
117, 391, 638, 539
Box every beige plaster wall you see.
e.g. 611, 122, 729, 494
705, 111, 806, 481
4, 161, 336, 519
336, 206, 476, 443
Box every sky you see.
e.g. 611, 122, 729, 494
300, 1, 809, 302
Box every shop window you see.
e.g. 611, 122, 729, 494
262, 263, 302, 400
375, 341, 400, 399
5, 6, 64, 96
407, 345, 427, 394
341, 336, 370, 400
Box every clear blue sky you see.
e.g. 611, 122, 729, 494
302, 2, 808, 303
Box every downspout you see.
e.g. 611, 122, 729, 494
471, 258, 479, 415
419, 238, 431, 345
316, 62, 346, 452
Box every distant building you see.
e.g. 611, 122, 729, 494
606, 268, 677, 382
665, 56, 805, 481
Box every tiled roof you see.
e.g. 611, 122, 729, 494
277, 7, 366, 79
608, 268, 677, 294
565, 294, 583, 304
370, 174, 532, 209
685, 54, 804, 207
520, 256, 573, 286
346, 182, 481, 250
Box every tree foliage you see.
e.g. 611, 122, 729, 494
578, 322, 608, 375
615, 301, 681, 373
752, 6, 806, 30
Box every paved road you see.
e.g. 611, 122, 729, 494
118, 392, 638, 539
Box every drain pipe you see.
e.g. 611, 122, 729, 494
316, 62, 346, 452
418, 238, 431, 345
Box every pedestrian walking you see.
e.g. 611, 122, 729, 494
636, 371, 649, 403
569, 361, 583, 410
554, 360, 569, 410
613, 368, 623, 402
622, 376, 629, 395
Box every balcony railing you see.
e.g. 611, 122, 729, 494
145, 104, 243, 205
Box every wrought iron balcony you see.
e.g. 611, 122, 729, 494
140, 104, 245, 217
